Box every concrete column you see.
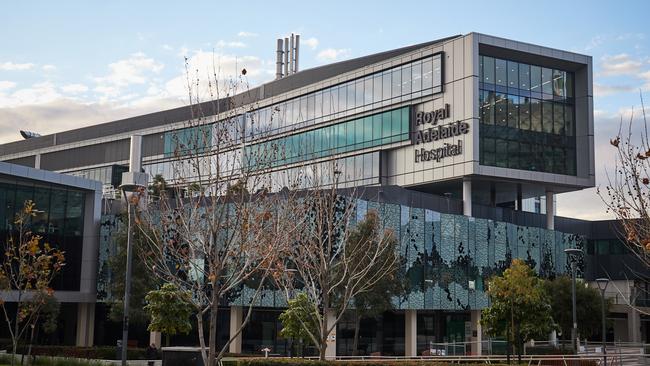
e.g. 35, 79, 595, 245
325, 309, 337, 359
75, 302, 95, 347
149, 331, 162, 348
628, 307, 641, 343
470, 310, 482, 355
229, 306, 243, 354
545, 191, 554, 230
34, 154, 41, 169
405, 310, 417, 357
549, 330, 558, 347
463, 179, 472, 216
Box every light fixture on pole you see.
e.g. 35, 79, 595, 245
564, 248, 582, 354
120, 136, 148, 366
596, 278, 609, 366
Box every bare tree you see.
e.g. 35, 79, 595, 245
274, 166, 399, 360
599, 96, 650, 267
598, 94, 650, 312
134, 58, 300, 366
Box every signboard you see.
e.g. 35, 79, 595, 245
412, 104, 469, 163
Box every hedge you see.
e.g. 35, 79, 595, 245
6, 345, 150, 360
232, 358, 598, 366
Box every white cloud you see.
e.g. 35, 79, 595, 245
0, 81, 62, 107
215, 40, 247, 49
92, 52, 164, 100
317, 48, 351, 62
164, 50, 269, 100
42, 64, 56, 72
594, 83, 636, 97
0, 98, 184, 144
600, 54, 644, 76
0, 62, 35, 71
162, 44, 174, 51
61, 83, 89, 94
303, 37, 319, 50
0, 81, 16, 91
237, 31, 258, 38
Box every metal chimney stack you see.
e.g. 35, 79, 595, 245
275, 34, 300, 79
275, 39, 283, 80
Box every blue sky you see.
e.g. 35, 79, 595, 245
1, 0, 649, 219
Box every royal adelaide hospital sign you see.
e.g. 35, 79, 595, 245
412, 104, 469, 163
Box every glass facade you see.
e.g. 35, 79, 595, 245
67, 165, 128, 188
0, 178, 84, 291
162, 54, 441, 158
245, 54, 441, 139
247, 107, 409, 168
479, 55, 576, 175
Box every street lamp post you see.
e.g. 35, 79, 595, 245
120, 135, 148, 366
596, 278, 609, 366
564, 248, 582, 354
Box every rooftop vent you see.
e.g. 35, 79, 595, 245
276, 33, 300, 79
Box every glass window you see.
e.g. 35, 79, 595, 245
507, 94, 519, 128
530, 66, 542, 93
373, 75, 382, 103
314, 92, 322, 119
482, 137, 495, 166
483, 56, 495, 84
507, 61, 518, 88
481, 90, 495, 125
541, 67, 553, 95
49, 188, 66, 236
518, 63, 530, 90
338, 86, 346, 112
519, 97, 531, 130
531, 98, 542, 132
411, 61, 422, 93
495, 93, 507, 126
566, 72, 574, 98
322, 89, 331, 116
382, 71, 391, 100
495, 59, 507, 86
382, 112, 392, 144
330, 87, 339, 113
337, 123, 347, 152
422, 59, 433, 90
363, 116, 373, 148
391, 109, 402, 142
372, 114, 382, 146
364, 77, 373, 105
307, 94, 315, 121
553, 70, 565, 97
401, 65, 412, 94
432, 55, 442, 90
355, 80, 364, 108
347, 83, 355, 110
392, 66, 402, 97
508, 141, 519, 169
543, 145, 554, 172
495, 139, 507, 167
299, 96, 308, 123
347, 120, 356, 150
553, 102, 564, 135
542, 100, 553, 134
565, 105, 574, 136
479, 56, 484, 82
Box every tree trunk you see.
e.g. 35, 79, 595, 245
11, 341, 17, 366
165, 334, 170, 347
196, 313, 208, 366
319, 308, 328, 361
25, 320, 38, 366
515, 321, 522, 363
207, 289, 219, 366
352, 311, 361, 356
